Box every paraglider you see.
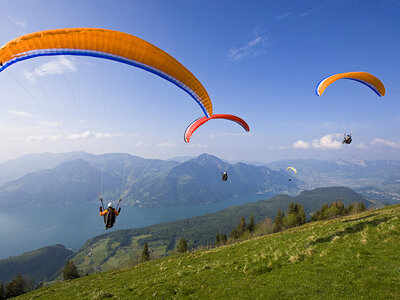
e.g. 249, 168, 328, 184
342, 134, 352, 145
221, 171, 228, 181
286, 167, 297, 182
99, 198, 122, 230
316, 72, 385, 97
184, 114, 250, 143
0, 28, 213, 117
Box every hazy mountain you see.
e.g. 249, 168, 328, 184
0, 153, 297, 207
266, 158, 400, 189
0, 152, 93, 185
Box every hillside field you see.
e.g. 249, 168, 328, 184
18, 205, 400, 299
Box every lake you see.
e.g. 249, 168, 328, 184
0, 192, 276, 259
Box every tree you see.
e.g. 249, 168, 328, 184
176, 238, 188, 253
5, 274, 27, 298
237, 217, 247, 235
63, 260, 80, 280
230, 228, 240, 239
247, 215, 256, 233
298, 204, 307, 225
0, 282, 4, 300
273, 209, 284, 233
288, 202, 296, 214
215, 233, 228, 246
141, 243, 150, 262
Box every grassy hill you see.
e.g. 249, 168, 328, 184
72, 186, 372, 275
18, 205, 400, 299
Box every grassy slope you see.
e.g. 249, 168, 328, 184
73, 186, 372, 275
19, 205, 400, 299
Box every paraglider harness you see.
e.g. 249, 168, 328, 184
100, 198, 121, 229
221, 171, 228, 181
342, 134, 352, 145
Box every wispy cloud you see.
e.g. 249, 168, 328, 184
277, 11, 293, 19
24, 57, 77, 81
8, 109, 32, 117
355, 143, 368, 149
26, 134, 62, 141
187, 143, 208, 148
157, 142, 176, 147
371, 138, 400, 149
8, 16, 27, 28
65, 131, 114, 140
300, 4, 323, 17
39, 121, 63, 128
24, 131, 118, 141
227, 35, 271, 62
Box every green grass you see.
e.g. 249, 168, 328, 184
19, 205, 400, 299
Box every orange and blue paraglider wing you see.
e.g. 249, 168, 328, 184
184, 114, 250, 143
0, 28, 212, 117
316, 72, 385, 97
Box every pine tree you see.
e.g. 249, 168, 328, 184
63, 260, 80, 280
5, 274, 26, 298
141, 243, 150, 262
0, 282, 4, 300
215, 233, 221, 245
220, 234, 227, 244
237, 217, 247, 235
273, 209, 284, 232
247, 215, 256, 233
288, 202, 296, 214
298, 204, 307, 225
230, 228, 240, 239
176, 238, 188, 253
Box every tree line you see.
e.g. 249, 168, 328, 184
213, 200, 367, 247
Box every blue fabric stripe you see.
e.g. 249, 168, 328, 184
0, 49, 210, 117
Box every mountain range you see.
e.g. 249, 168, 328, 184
0, 153, 297, 207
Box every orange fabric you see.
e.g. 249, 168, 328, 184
0, 28, 213, 116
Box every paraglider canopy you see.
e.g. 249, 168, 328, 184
184, 114, 250, 143
316, 72, 385, 97
0, 28, 213, 117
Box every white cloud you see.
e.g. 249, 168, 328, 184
227, 35, 270, 61
311, 133, 342, 150
187, 143, 208, 148
24, 57, 77, 80
8, 109, 32, 117
26, 134, 62, 141
371, 138, 400, 149
157, 142, 176, 147
292, 133, 343, 150
355, 143, 368, 149
65, 131, 115, 140
293, 140, 310, 149
8, 16, 27, 28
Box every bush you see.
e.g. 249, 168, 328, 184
63, 260, 80, 280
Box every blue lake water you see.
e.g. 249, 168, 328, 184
0, 192, 276, 259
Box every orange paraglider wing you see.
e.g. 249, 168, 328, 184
0, 28, 212, 117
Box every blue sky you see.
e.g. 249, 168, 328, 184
0, 0, 399, 162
